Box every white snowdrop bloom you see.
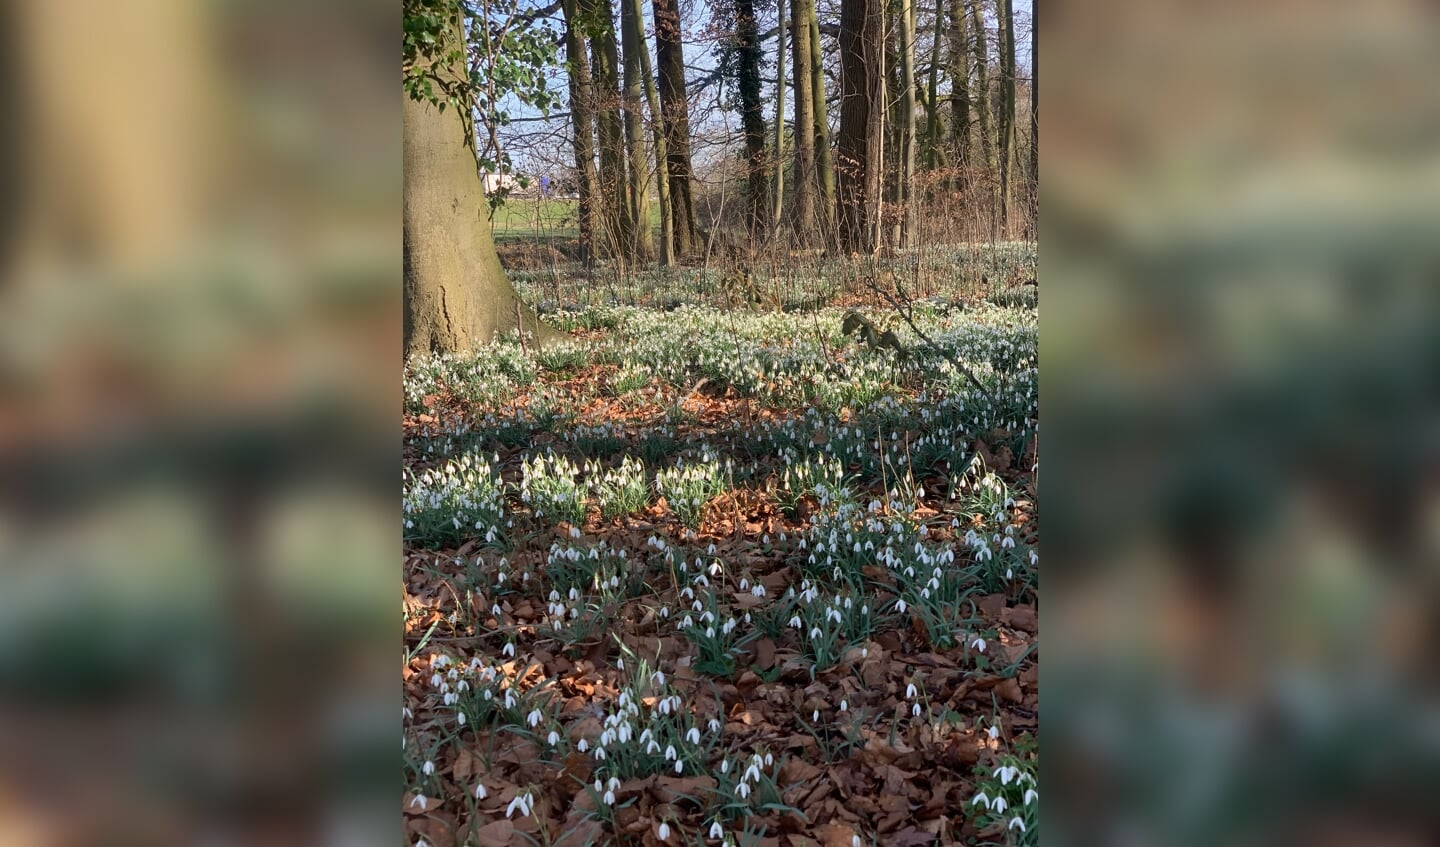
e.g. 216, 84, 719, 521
665, 744, 677, 761
764, 752, 774, 767
616, 657, 625, 670
422, 760, 436, 776
547, 730, 560, 746
603, 788, 615, 806
705, 626, 716, 639
809, 627, 823, 639
687, 727, 701, 745
594, 746, 607, 760
735, 782, 751, 800
709, 718, 721, 733
788, 615, 803, 629
987, 724, 1000, 740
577, 738, 589, 753
906, 683, 918, 699
839, 700, 848, 712
569, 525, 581, 539
709, 821, 725, 840
720, 758, 730, 774
912, 703, 922, 717
527, 709, 542, 728
752, 584, 766, 597
1006, 568, 1014, 579
457, 711, 467, 726
896, 598, 908, 614
1024, 788, 1039, 805
675, 760, 684, 774
594, 778, 604, 792
995, 765, 1017, 785
430, 673, 443, 689
971, 791, 990, 808
505, 792, 533, 819
992, 797, 1008, 814
971, 637, 987, 653
1008, 817, 1027, 833
410, 794, 427, 811
475, 783, 488, 799
1030, 550, 1039, 565
491, 604, 503, 617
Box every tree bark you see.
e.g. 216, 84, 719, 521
734, 0, 768, 238
588, 0, 634, 263
562, 0, 600, 263
628, 0, 672, 264
403, 16, 555, 356
789, 0, 817, 241
997, 0, 1015, 236
653, 0, 703, 257
808, 5, 836, 240
1028, 0, 1037, 238
620, 0, 654, 262
924, 0, 945, 173
837, 0, 884, 254
947, 0, 970, 179
771, 0, 787, 238
898, 0, 917, 248
968, 0, 996, 236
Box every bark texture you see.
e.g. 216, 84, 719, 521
653, 0, 703, 257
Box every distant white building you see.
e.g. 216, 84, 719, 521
481, 172, 521, 195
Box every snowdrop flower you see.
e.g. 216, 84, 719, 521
665, 744, 677, 761
912, 703, 922, 717
547, 730, 560, 746
1008, 817, 1026, 833
1024, 788, 1039, 805
457, 711, 467, 726
430, 673, 443, 689
527, 709, 542, 728
995, 765, 1018, 785
764, 752, 773, 767
720, 758, 730, 774
970, 636, 987, 653
788, 615, 803, 629
971, 791, 990, 809
503, 642, 516, 657
992, 797, 1009, 814
653, 670, 666, 686
839, 700, 848, 712
735, 782, 751, 800
602, 788, 615, 806
410, 794, 428, 811
813, 710, 820, 722
577, 738, 589, 753
675, 760, 684, 774
987, 724, 1000, 740
687, 727, 701, 745
658, 821, 671, 840
896, 598, 908, 614
709, 821, 724, 840
905, 683, 918, 699
505, 792, 533, 819
475, 783, 487, 799
422, 760, 435, 776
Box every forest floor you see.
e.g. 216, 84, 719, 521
403, 243, 1038, 847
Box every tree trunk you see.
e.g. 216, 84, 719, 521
968, 0, 996, 237
588, 0, 633, 264
771, 0, 787, 238
735, 0, 768, 238
628, 0, 672, 264
789, 0, 817, 241
653, 0, 703, 257
898, 0, 917, 248
997, 0, 1015, 236
924, 0, 945, 174
808, 5, 836, 240
403, 17, 555, 356
947, 0, 970, 180
837, 0, 884, 254
1028, 0, 1037, 238
620, 0, 654, 262
562, 0, 600, 263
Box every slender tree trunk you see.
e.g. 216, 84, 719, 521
562, 0, 599, 263
620, 0, 654, 262
628, 0, 672, 264
735, 0, 768, 238
898, 0, 917, 248
1028, 1, 1037, 238
771, 0, 787, 238
789, 0, 817, 241
837, 0, 884, 254
947, 0, 970, 181
924, 0, 944, 173
403, 15, 555, 356
968, 0, 996, 236
997, 0, 1015, 236
589, 0, 633, 263
653, 0, 703, 256
808, 6, 836, 240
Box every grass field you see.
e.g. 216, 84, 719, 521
403, 245, 1038, 846
489, 196, 662, 242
